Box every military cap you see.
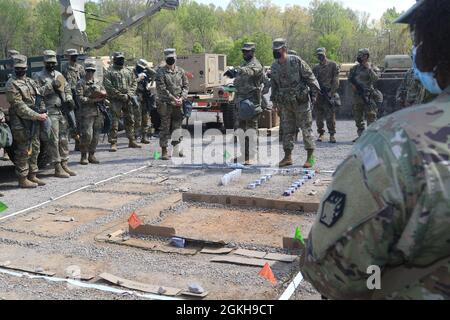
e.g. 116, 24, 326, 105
242, 42, 256, 51
164, 49, 176, 58
13, 55, 27, 68
394, 0, 425, 24
84, 59, 97, 71
8, 50, 19, 58
65, 49, 79, 56
316, 48, 326, 55
43, 50, 57, 63
273, 38, 287, 50
136, 59, 149, 68
357, 48, 370, 56
113, 52, 125, 59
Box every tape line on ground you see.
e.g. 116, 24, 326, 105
279, 271, 304, 300
0, 165, 150, 223
0, 267, 181, 300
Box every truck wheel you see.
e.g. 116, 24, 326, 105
222, 104, 236, 130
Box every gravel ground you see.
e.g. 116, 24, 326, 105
0, 118, 357, 300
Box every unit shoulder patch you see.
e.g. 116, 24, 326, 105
320, 191, 347, 228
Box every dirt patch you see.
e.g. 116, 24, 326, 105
54, 192, 142, 210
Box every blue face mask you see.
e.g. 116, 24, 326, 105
412, 46, 443, 95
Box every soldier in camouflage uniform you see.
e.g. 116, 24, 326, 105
301, 0, 450, 299
155, 49, 189, 161
225, 42, 264, 165
33, 50, 77, 178
6, 55, 49, 188
396, 67, 436, 109
348, 48, 383, 141
103, 52, 140, 152
62, 49, 85, 152
313, 48, 340, 143
76, 59, 105, 165
270, 38, 320, 168
134, 59, 156, 145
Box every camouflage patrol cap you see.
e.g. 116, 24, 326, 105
65, 49, 79, 56
43, 50, 58, 63
357, 48, 370, 57
316, 48, 326, 55
394, 0, 425, 24
113, 52, 125, 59
164, 49, 176, 58
136, 59, 149, 68
84, 59, 97, 71
8, 50, 19, 58
273, 38, 287, 50
13, 55, 27, 68
242, 42, 256, 51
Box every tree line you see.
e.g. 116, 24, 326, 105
0, 0, 412, 67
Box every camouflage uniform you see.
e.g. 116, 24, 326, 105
103, 52, 138, 145
5, 55, 46, 179
396, 68, 436, 109
301, 86, 450, 300
313, 48, 340, 137
233, 43, 264, 162
349, 50, 382, 136
33, 51, 73, 166
156, 49, 189, 149
76, 72, 105, 155
134, 59, 157, 141
271, 43, 320, 154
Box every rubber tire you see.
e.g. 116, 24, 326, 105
222, 103, 236, 130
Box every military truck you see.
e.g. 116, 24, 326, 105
337, 54, 412, 118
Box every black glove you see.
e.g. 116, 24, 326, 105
224, 68, 237, 79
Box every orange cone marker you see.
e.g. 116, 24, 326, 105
128, 212, 143, 229
259, 263, 277, 285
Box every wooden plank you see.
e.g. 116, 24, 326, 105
129, 225, 176, 238
182, 193, 319, 212
54, 216, 75, 223
105, 238, 198, 256
99, 273, 181, 296
233, 249, 267, 259
0, 262, 55, 277
180, 291, 209, 298
200, 248, 234, 255
264, 253, 298, 263
283, 237, 306, 250
210, 256, 275, 268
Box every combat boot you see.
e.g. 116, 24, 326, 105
161, 147, 170, 161
330, 135, 337, 144
19, 177, 38, 189
28, 174, 46, 186
61, 161, 77, 177
55, 163, 70, 179
88, 153, 100, 164
129, 140, 142, 149
317, 134, 325, 142
172, 144, 184, 158
279, 151, 293, 168
80, 153, 89, 165
303, 150, 316, 169
141, 137, 151, 145
110, 143, 118, 152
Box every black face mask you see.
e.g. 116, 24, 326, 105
243, 52, 253, 62
70, 56, 78, 63
166, 58, 176, 66
15, 69, 27, 78
45, 64, 56, 72
273, 50, 282, 60
114, 58, 125, 67
357, 57, 363, 64
318, 55, 325, 62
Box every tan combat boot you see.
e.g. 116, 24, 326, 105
279, 151, 293, 168
110, 143, 118, 152
80, 153, 89, 165
129, 140, 142, 149
55, 163, 70, 178
28, 174, 46, 186
330, 135, 337, 144
141, 136, 150, 144
88, 153, 100, 164
19, 177, 38, 189
61, 161, 77, 177
317, 134, 325, 142
303, 150, 316, 169
161, 147, 170, 161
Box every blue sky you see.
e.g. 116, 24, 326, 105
195, 0, 416, 20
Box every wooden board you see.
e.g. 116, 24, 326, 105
210, 256, 275, 268
233, 249, 267, 259
200, 248, 234, 255
0, 262, 55, 277
264, 253, 298, 263
283, 237, 306, 250
103, 237, 198, 256
99, 273, 182, 296
129, 225, 176, 238
182, 193, 319, 212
